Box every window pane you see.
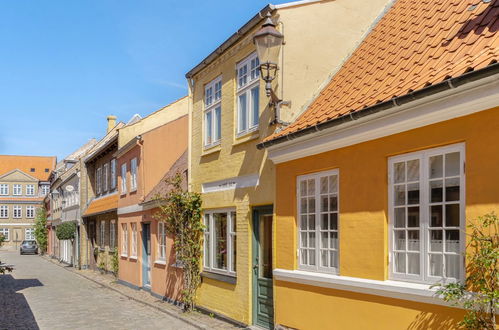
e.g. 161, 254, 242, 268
394, 162, 405, 183
214, 107, 221, 141
445, 152, 460, 177
407, 253, 420, 275
300, 215, 307, 230
445, 255, 459, 278
445, 230, 460, 253
205, 111, 212, 144
307, 179, 315, 195
321, 214, 328, 230
300, 250, 308, 264
394, 185, 405, 206
445, 204, 460, 227
429, 254, 443, 276
329, 175, 338, 193
430, 205, 443, 227
330, 251, 338, 268
407, 159, 419, 181
445, 178, 460, 202
321, 250, 328, 267
394, 208, 405, 228
330, 232, 338, 250
251, 87, 259, 128
429, 155, 443, 179
308, 250, 316, 266
407, 230, 420, 251
214, 213, 227, 270
395, 253, 406, 273
309, 232, 316, 248
238, 93, 247, 132
320, 177, 328, 194
330, 213, 338, 230
430, 180, 443, 203
300, 181, 307, 196
430, 230, 443, 252
300, 232, 307, 248
308, 215, 315, 230
321, 196, 328, 212
407, 207, 419, 227
300, 198, 307, 213
308, 198, 315, 213
329, 195, 338, 212
407, 183, 419, 204
394, 230, 405, 250
321, 232, 328, 249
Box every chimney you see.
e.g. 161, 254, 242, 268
107, 115, 117, 133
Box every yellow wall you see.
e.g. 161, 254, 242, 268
273, 107, 499, 329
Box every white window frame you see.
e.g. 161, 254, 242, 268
41, 185, 50, 196
130, 158, 138, 192
26, 206, 35, 219
203, 76, 222, 149
26, 184, 35, 196
110, 159, 117, 190
25, 228, 35, 240
0, 206, 8, 219
236, 52, 260, 136
13, 205, 22, 219
388, 143, 465, 284
157, 222, 167, 261
130, 223, 138, 258
103, 163, 109, 192
121, 163, 127, 195
110, 220, 116, 249
121, 223, 128, 257
96, 167, 102, 195
100, 220, 106, 247
13, 184, 22, 196
0, 184, 9, 196
0, 228, 9, 241
203, 209, 237, 276
297, 169, 340, 274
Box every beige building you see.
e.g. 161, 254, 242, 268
0, 155, 56, 250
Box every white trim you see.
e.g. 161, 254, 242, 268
0, 223, 34, 226
273, 268, 458, 308
154, 260, 167, 265
117, 204, 144, 215
275, 0, 328, 9
201, 173, 259, 193
267, 76, 499, 164
129, 256, 138, 260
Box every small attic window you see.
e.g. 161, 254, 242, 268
45, 168, 49, 173
30, 168, 35, 172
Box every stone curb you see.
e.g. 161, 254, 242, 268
40, 255, 209, 330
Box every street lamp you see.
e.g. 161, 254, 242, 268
253, 12, 284, 102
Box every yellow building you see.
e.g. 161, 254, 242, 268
186, 0, 394, 326
257, 0, 499, 328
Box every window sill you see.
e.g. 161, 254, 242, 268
129, 256, 138, 260
201, 271, 236, 285
202, 144, 221, 157
154, 260, 167, 265
273, 269, 456, 308
233, 131, 259, 146
120, 254, 128, 258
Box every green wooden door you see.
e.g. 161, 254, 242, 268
252, 206, 274, 329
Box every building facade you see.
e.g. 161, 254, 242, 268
186, 0, 394, 326
0, 155, 55, 250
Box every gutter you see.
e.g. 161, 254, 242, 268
185, 5, 275, 79
257, 62, 499, 150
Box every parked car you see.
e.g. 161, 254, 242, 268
20, 240, 38, 255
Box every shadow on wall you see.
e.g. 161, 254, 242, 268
407, 311, 460, 330
0, 275, 43, 329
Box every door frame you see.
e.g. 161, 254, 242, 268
141, 222, 151, 289
252, 205, 274, 328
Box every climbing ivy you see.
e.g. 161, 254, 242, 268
34, 207, 48, 254
154, 172, 203, 312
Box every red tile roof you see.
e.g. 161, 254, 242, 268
83, 194, 118, 217
264, 0, 499, 143
0, 155, 56, 181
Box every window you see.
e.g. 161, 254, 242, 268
45, 168, 49, 173
30, 168, 35, 172
236, 53, 260, 136
110, 159, 117, 190
298, 170, 339, 274
389, 144, 464, 284
0, 228, 9, 241
110, 220, 116, 249
103, 163, 109, 192
25, 228, 35, 240
131, 223, 137, 258
121, 163, 127, 194
26, 184, 35, 196
203, 210, 237, 276
0, 184, 8, 195
41, 185, 50, 196
13, 205, 22, 218
204, 76, 222, 148
0, 206, 8, 218
26, 206, 35, 218
130, 158, 137, 192
100, 220, 106, 246
121, 223, 128, 256
96, 167, 103, 194
158, 222, 167, 261
13, 184, 22, 196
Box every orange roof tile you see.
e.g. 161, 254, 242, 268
0, 155, 56, 181
264, 0, 499, 143
83, 194, 118, 217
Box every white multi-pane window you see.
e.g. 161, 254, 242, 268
110, 159, 117, 190
110, 220, 116, 249
13, 184, 22, 196
13, 205, 22, 218
0, 228, 9, 241
0, 206, 8, 218
158, 222, 167, 261
121, 163, 127, 194
26, 184, 35, 196
41, 185, 50, 196
236, 53, 260, 136
103, 163, 109, 192
131, 223, 137, 258
0, 184, 9, 195
26, 206, 35, 218
100, 220, 106, 246
204, 76, 222, 148
203, 210, 237, 276
25, 228, 35, 240
389, 143, 464, 284
130, 158, 138, 192
121, 223, 128, 256
96, 167, 102, 194
298, 170, 339, 274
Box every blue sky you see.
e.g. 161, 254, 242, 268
0, 0, 287, 160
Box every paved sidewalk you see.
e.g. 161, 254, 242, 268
42, 255, 240, 329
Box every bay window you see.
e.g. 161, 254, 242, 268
236, 53, 260, 136
203, 210, 237, 276
297, 169, 339, 274
204, 76, 222, 148
389, 143, 464, 283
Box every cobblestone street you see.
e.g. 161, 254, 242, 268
0, 251, 197, 329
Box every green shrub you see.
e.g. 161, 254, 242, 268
56, 222, 76, 241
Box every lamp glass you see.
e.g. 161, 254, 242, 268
254, 33, 283, 64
